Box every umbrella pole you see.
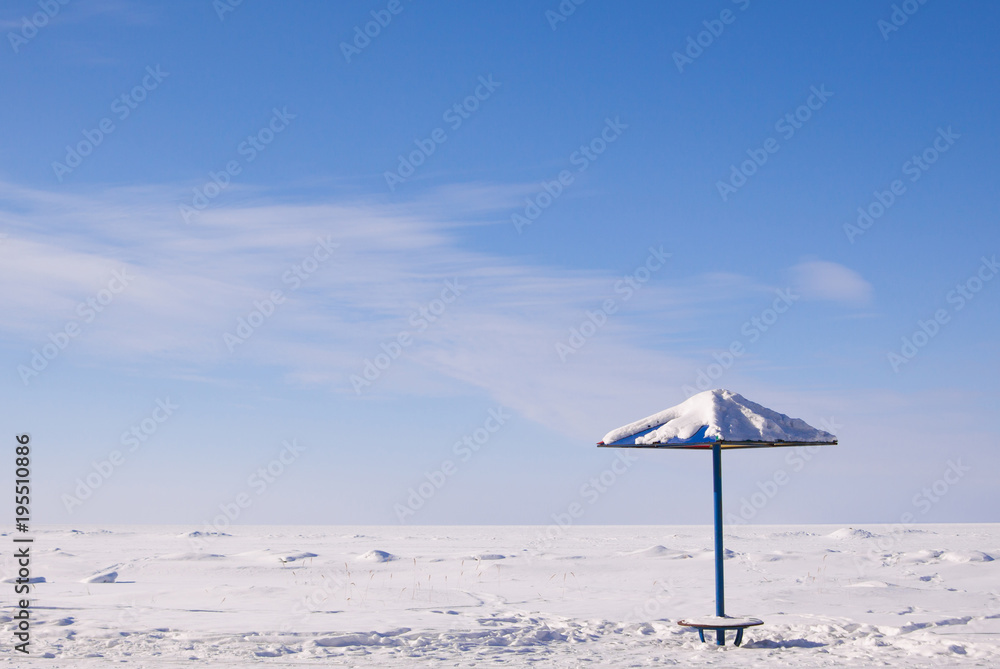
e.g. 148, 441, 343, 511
712, 442, 725, 645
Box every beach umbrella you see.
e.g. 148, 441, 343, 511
598, 388, 837, 646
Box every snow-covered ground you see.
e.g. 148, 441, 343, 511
3, 524, 998, 667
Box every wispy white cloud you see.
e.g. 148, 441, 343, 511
1, 181, 849, 438
789, 259, 873, 305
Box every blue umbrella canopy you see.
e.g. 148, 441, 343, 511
598, 388, 837, 449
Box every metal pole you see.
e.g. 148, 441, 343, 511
712, 442, 725, 645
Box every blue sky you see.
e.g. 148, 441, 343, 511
2, 0, 997, 528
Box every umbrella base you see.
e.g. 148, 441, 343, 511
677, 616, 763, 646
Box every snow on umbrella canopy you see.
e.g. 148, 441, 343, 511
598, 389, 837, 449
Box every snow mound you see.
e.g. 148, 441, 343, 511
601, 389, 836, 446
621, 545, 691, 559
358, 549, 397, 563
744, 638, 826, 649
2, 576, 45, 584
828, 527, 877, 539
467, 553, 505, 561
82, 571, 118, 583
941, 550, 994, 563
67, 529, 113, 535
697, 548, 738, 560
623, 545, 672, 557
159, 552, 226, 560
901, 549, 944, 564
232, 548, 316, 564
315, 628, 411, 647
